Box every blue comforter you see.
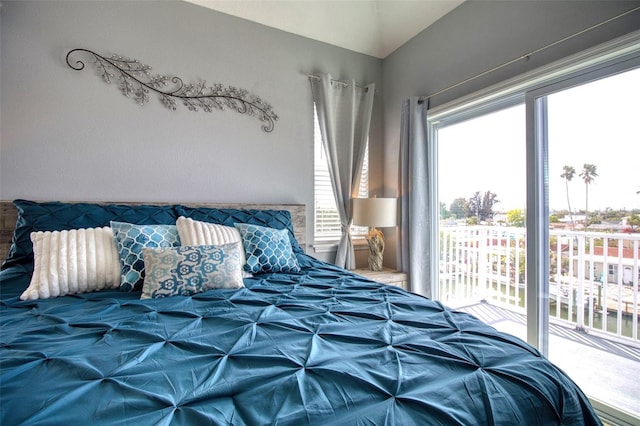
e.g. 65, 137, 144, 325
1, 255, 600, 425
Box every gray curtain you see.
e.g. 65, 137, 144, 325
311, 74, 375, 269
397, 98, 430, 295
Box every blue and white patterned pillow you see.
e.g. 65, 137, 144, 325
140, 243, 244, 299
234, 223, 300, 274
176, 216, 253, 278
111, 221, 181, 291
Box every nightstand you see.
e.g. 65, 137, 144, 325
351, 268, 408, 290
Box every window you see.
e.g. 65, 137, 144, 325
313, 104, 369, 242
437, 102, 526, 308
429, 33, 640, 423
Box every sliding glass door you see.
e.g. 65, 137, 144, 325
430, 39, 640, 421
537, 66, 640, 419
437, 103, 529, 342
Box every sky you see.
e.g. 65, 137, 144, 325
438, 67, 640, 213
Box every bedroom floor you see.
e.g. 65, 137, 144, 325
457, 302, 640, 420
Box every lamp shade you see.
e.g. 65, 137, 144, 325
352, 198, 397, 228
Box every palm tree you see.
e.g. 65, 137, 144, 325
560, 165, 576, 229
579, 163, 598, 226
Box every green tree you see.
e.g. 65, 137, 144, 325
449, 198, 470, 219
466, 216, 479, 226
469, 191, 499, 222
468, 192, 482, 220
560, 165, 576, 228
628, 214, 640, 231
579, 163, 598, 225
440, 202, 450, 219
481, 191, 499, 221
507, 209, 525, 227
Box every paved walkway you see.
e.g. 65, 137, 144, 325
456, 302, 640, 419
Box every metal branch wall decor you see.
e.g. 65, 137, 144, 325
66, 48, 278, 132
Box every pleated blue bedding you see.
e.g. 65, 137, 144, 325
1, 256, 600, 425
0, 200, 601, 425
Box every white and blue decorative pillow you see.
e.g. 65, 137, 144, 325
111, 221, 181, 291
141, 243, 245, 299
176, 216, 252, 278
234, 223, 300, 274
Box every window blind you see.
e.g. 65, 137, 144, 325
314, 105, 369, 242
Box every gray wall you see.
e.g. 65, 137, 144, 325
3, 1, 639, 268
382, 0, 640, 269
0, 0, 383, 260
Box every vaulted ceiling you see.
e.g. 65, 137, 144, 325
186, 0, 464, 59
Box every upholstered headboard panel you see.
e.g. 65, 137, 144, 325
0, 201, 306, 263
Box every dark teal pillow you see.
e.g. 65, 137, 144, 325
2, 200, 178, 269
175, 206, 303, 254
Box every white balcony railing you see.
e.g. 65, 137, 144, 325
439, 226, 640, 345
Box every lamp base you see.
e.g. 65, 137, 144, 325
366, 227, 385, 271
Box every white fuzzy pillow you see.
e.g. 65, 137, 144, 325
176, 216, 241, 245
176, 216, 252, 277
20, 227, 121, 300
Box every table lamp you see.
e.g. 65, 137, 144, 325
352, 197, 397, 271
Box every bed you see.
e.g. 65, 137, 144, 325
0, 200, 601, 425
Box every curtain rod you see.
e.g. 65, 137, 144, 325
306, 74, 374, 92
418, 5, 640, 103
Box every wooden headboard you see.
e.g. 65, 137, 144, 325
0, 201, 306, 262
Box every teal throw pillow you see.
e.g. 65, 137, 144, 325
141, 243, 244, 299
234, 223, 300, 274
111, 221, 181, 291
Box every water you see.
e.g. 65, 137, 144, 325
441, 281, 639, 339
554, 302, 638, 338
513, 285, 637, 338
